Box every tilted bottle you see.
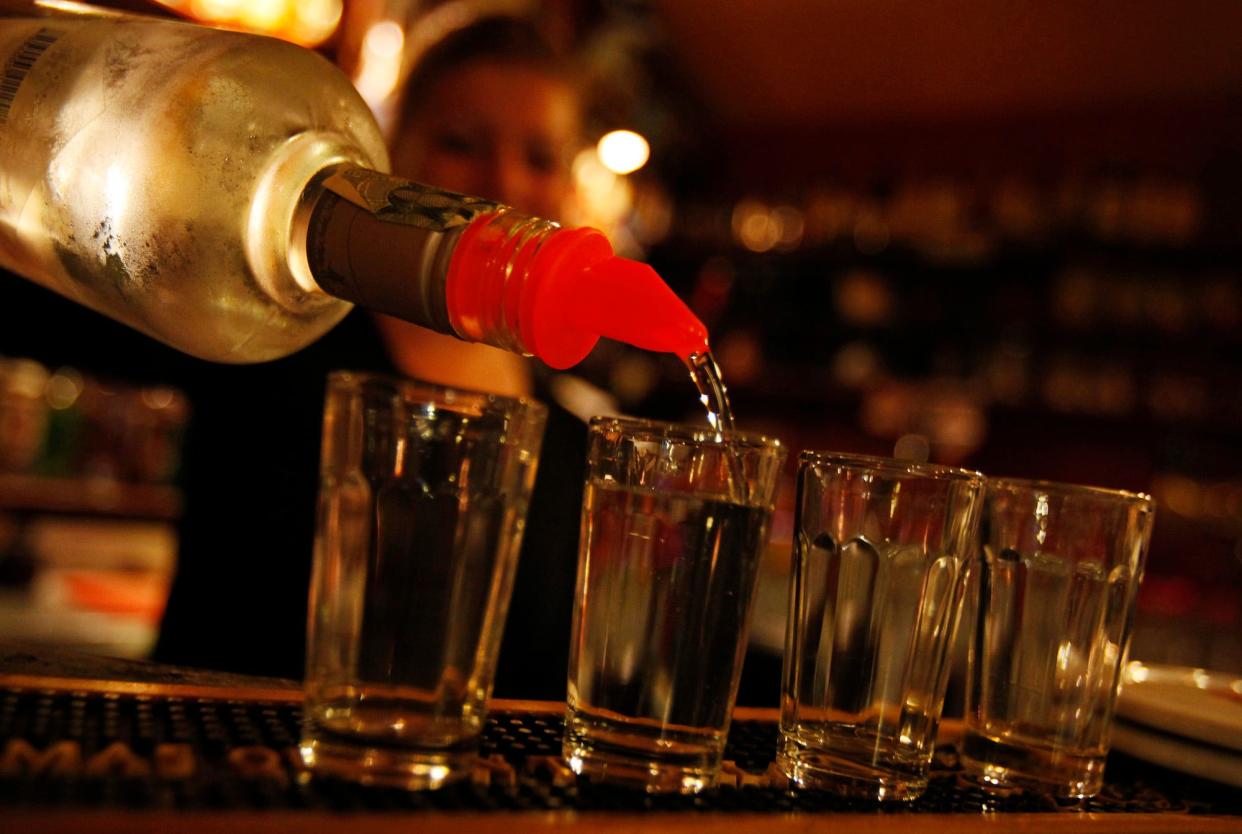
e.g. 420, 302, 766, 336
0, 3, 707, 366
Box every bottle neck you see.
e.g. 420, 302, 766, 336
295, 163, 503, 334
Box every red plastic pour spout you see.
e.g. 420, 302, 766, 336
571, 257, 708, 354
448, 214, 708, 370
524, 228, 708, 369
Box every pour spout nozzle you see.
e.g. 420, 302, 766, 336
565, 256, 709, 360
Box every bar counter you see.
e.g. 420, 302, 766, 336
2, 642, 1239, 833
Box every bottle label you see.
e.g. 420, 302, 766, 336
320, 167, 498, 231
304, 167, 503, 333
0, 27, 63, 125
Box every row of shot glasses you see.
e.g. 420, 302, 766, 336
299, 371, 1155, 801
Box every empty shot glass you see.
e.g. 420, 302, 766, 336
778, 452, 985, 800
960, 478, 1155, 799
563, 416, 786, 793
301, 371, 546, 789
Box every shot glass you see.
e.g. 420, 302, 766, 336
301, 371, 546, 789
961, 478, 1155, 799
777, 452, 985, 800
563, 417, 785, 793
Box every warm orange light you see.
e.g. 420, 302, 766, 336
190, 0, 240, 20
37, 0, 126, 12
354, 21, 405, 109
155, 0, 341, 47
290, 0, 343, 47
240, 0, 289, 31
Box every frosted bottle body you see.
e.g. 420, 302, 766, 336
0, 10, 392, 362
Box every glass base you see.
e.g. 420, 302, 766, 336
776, 734, 928, 801
958, 729, 1105, 800
299, 736, 475, 790
562, 707, 722, 794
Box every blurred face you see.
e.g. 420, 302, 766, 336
391, 60, 580, 221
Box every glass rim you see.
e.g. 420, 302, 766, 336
588, 415, 783, 452
326, 370, 548, 417
985, 476, 1153, 507
798, 449, 984, 484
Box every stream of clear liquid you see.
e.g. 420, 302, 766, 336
685, 351, 735, 435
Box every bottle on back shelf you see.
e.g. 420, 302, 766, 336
0, 4, 706, 368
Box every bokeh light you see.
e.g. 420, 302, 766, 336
597, 130, 650, 176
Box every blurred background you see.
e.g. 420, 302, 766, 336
1, 0, 1240, 680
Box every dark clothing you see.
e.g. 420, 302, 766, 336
495, 393, 583, 700
1, 270, 581, 697
153, 310, 394, 679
